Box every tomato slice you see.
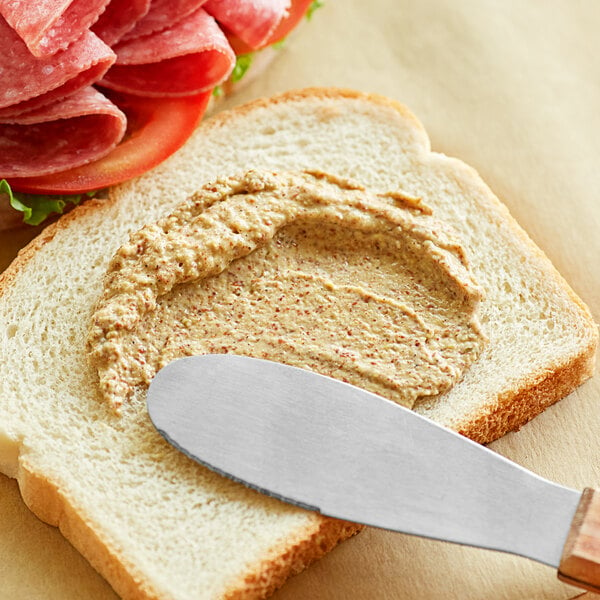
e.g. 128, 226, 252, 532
227, 0, 314, 55
7, 89, 211, 195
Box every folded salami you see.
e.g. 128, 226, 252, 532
100, 7, 235, 96
0, 87, 126, 177
120, 0, 208, 42
0, 0, 313, 224
92, 0, 151, 45
0, 17, 115, 120
204, 0, 290, 49
0, 0, 111, 57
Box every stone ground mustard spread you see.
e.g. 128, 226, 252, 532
88, 170, 486, 414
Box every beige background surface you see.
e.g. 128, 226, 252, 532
1, 1, 599, 598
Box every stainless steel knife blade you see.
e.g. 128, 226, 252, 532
146, 354, 586, 573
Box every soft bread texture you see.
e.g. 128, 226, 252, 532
0, 88, 596, 600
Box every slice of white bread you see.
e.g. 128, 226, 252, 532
0, 88, 596, 600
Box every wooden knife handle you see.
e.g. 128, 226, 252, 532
558, 488, 600, 592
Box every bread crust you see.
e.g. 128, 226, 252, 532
456, 344, 597, 444
16, 445, 362, 600
0, 87, 596, 600
17, 458, 158, 600
414, 153, 599, 444
223, 518, 363, 600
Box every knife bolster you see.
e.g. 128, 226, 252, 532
558, 488, 600, 592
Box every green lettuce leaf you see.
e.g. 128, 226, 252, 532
0, 179, 98, 226
231, 53, 254, 83
307, 0, 324, 20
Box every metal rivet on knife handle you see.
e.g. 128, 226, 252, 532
558, 488, 600, 592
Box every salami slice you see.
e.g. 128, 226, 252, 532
204, 0, 290, 49
99, 8, 235, 97
120, 0, 208, 42
0, 18, 115, 120
0, 0, 111, 57
92, 0, 151, 46
0, 87, 126, 178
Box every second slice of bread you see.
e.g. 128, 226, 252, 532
0, 88, 596, 600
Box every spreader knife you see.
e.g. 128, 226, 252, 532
147, 354, 600, 592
